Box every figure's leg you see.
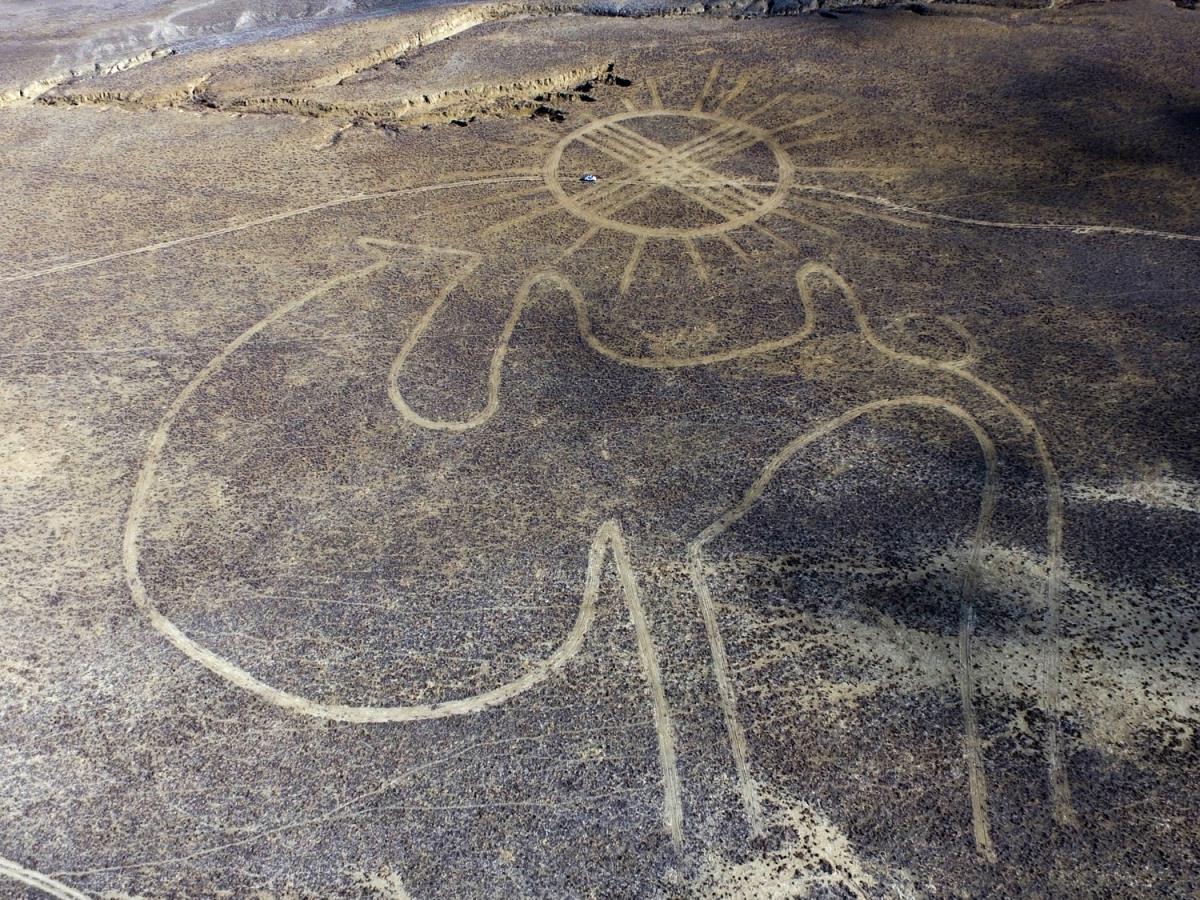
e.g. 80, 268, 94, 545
799, 261, 1078, 829
688, 395, 1000, 860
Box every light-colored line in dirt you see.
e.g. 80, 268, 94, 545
406, 181, 551, 225
683, 237, 709, 283
620, 236, 646, 294
0, 176, 541, 283
568, 120, 747, 218
713, 76, 749, 114
687, 390, 999, 854
606, 121, 768, 215
647, 78, 663, 110
792, 193, 930, 231
556, 224, 600, 262
793, 185, 1200, 243
686, 540, 764, 835
0, 856, 91, 900
123, 240, 683, 840
720, 233, 750, 263
741, 93, 789, 124
388, 264, 816, 431
772, 108, 836, 134
599, 522, 683, 848
479, 200, 562, 237
750, 220, 794, 252
796, 262, 1077, 827
544, 109, 795, 240
782, 132, 842, 151
598, 121, 750, 202
693, 61, 722, 112
768, 206, 840, 240
576, 123, 759, 222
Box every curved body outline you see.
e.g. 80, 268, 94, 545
125, 237, 1074, 856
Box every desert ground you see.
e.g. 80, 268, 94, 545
1, 0, 1198, 896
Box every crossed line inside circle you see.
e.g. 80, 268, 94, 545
567, 118, 777, 225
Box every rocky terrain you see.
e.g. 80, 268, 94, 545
0, 0, 1197, 896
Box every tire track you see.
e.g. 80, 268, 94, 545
793, 185, 1200, 243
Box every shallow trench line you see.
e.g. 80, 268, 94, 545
686, 394, 999, 862
797, 262, 1077, 828
793, 184, 1200, 243
387, 265, 817, 431
121, 238, 682, 842
392, 256, 1076, 836
0, 855, 91, 900
0, 175, 540, 284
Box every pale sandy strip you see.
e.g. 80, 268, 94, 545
692, 61, 722, 112
0, 176, 541, 283
793, 186, 1200, 243
712, 76, 749, 114
619, 236, 646, 294
600, 522, 683, 848
686, 393, 999, 848
574, 124, 757, 222
683, 237, 709, 283
387, 266, 816, 431
0, 856, 91, 900
571, 123, 748, 220
796, 262, 1078, 826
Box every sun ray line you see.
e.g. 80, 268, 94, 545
740, 93, 789, 123
480, 202, 562, 237
750, 221, 795, 252
683, 237, 709, 283
768, 206, 841, 239
713, 76, 750, 114
720, 232, 751, 263
558, 224, 601, 262
620, 236, 647, 294
693, 61, 723, 112
782, 132, 843, 151
770, 108, 837, 134
647, 78, 663, 110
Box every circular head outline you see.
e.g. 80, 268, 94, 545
543, 109, 796, 239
